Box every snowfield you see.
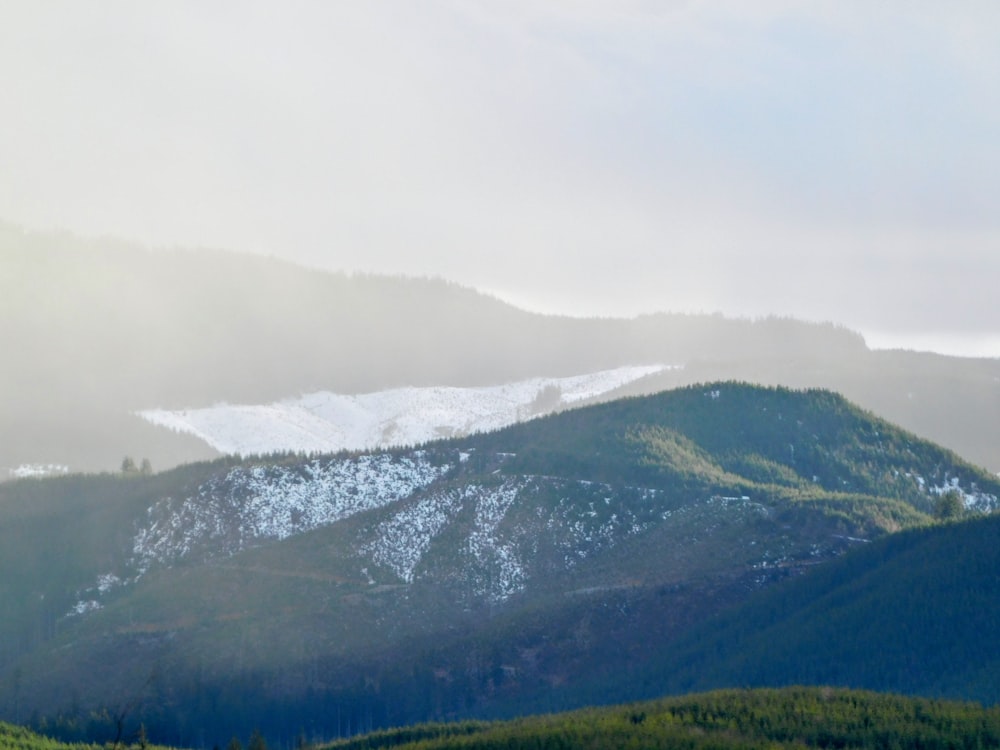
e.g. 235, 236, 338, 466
139, 365, 672, 456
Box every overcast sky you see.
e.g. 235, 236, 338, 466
2, 1, 1000, 355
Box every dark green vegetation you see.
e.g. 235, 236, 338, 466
466, 384, 997, 516
0, 719, 168, 750
1, 384, 997, 746
326, 687, 1000, 750
3, 223, 1000, 475
558, 513, 1000, 712
5, 687, 1000, 750
0, 459, 235, 670
0, 723, 101, 750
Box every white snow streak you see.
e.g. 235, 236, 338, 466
363, 488, 468, 582
466, 481, 526, 601
138, 365, 672, 456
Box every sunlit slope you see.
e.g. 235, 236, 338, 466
323, 688, 1000, 750
0, 723, 87, 750
1, 384, 997, 743
623, 347, 1000, 475
0, 720, 172, 750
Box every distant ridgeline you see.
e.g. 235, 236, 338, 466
0, 383, 998, 747
5, 223, 1000, 476
0, 225, 864, 410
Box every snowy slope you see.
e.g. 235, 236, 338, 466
132, 451, 451, 575
124, 447, 770, 603
139, 365, 672, 456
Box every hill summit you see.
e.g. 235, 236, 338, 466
1, 383, 997, 744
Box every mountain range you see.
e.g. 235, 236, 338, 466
3, 224, 1000, 476
1, 383, 997, 746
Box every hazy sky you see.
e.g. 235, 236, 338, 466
3, 2, 1000, 355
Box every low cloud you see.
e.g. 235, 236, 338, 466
1, 1, 998, 348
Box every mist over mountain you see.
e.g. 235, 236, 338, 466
5, 6, 1000, 749
3, 225, 1000, 477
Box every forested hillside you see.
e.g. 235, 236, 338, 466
626, 512, 1000, 705
1, 384, 996, 746
4, 687, 999, 750
0, 720, 172, 750
324, 688, 1000, 750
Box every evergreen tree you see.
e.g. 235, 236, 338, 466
935, 489, 964, 520
248, 728, 267, 750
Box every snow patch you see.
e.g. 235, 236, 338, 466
67, 600, 102, 617
929, 475, 999, 513
363, 488, 469, 582
132, 452, 451, 573
138, 365, 673, 456
466, 481, 525, 601
8, 464, 69, 479
545, 481, 663, 566
97, 573, 122, 593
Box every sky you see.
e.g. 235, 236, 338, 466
2, 1, 1000, 356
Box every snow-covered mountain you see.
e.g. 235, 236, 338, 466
138, 365, 671, 455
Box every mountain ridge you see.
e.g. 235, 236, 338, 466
15, 223, 1000, 476
1, 383, 996, 745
